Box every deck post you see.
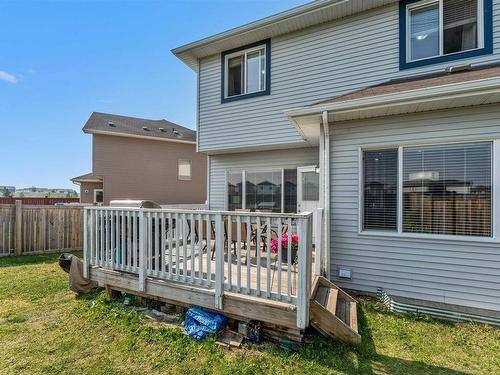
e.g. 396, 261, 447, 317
138, 210, 146, 292
83, 208, 89, 278
214, 213, 224, 310
314, 207, 323, 276
297, 213, 313, 329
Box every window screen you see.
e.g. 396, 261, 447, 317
443, 0, 478, 54
227, 56, 244, 97
284, 169, 297, 213
403, 142, 491, 237
301, 171, 319, 201
363, 149, 398, 231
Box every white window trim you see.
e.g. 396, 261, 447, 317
406, 0, 484, 63
224, 44, 266, 99
94, 189, 103, 204
178, 159, 192, 181
358, 139, 498, 243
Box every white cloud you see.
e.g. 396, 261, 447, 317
28, 68, 36, 74
0, 71, 17, 84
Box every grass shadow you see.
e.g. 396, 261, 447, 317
291, 303, 469, 375
0, 251, 83, 268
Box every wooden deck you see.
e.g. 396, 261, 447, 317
83, 207, 317, 329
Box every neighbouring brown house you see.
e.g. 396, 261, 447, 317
71, 112, 207, 205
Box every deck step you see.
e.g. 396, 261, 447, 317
310, 276, 361, 344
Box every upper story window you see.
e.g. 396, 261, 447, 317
178, 159, 192, 180
221, 39, 271, 103
400, 0, 493, 69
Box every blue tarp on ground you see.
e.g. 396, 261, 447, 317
184, 307, 227, 340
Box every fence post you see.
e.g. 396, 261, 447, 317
83, 208, 89, 278
14, 200, 23, 256
315, 208, 324, 277
296, 212, 313, 329
138, 210, 147, 292
214, 213, 224, 310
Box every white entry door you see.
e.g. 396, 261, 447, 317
297, 166, 320, 243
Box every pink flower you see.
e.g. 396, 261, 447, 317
269, 233, 299, 253
270, 238, 279, 254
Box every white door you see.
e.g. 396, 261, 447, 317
297, 166, 320, 243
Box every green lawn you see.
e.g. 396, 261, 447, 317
0, 253, 498, 375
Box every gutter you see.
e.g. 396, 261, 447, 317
84, 129, 197, 145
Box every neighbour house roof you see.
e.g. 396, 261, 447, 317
172, 0, 397, 70
83, 112, 196, 144
285, 64, 500, 145
71, 173, 103, 184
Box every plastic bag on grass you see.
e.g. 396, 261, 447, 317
184, 307, 227, 340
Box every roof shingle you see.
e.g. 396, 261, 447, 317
83, 112, 196, 143
313, 64, 500, 106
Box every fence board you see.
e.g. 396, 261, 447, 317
0, 202, 83, 256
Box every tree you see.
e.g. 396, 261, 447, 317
1, 188, 12, 197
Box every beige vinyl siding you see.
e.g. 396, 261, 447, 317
198, 1, 500, 153
79, 182, 103, 204
208, 147, 318, 210
92, 134, 207, 205
329, 104, 500, 312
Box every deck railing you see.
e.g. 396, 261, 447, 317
83, 207, 313, 328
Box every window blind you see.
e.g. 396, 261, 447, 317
363, 149, 398, 231
403, 142, 491, 237
443, 0, 478, 53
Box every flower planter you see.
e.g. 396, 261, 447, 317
281, 247, 298, 264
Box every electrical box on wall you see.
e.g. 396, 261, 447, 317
338, 268, 352, 279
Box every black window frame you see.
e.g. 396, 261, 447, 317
220, 39, 271, 103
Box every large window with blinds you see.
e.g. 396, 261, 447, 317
403, 142, 492, 237
361, 141, 493, 238
363, 149, 398, 231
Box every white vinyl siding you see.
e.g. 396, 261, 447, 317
198, 1, 500, 153
330, 104, 500, 312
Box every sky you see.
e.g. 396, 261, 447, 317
0, 0, 307, 190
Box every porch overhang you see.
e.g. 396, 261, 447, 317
71, 173, 103, 185
285, 75, 500, 145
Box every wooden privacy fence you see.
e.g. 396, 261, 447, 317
0, 197, 80, 205
0, 201, 83, 256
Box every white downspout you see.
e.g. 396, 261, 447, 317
322, 111, 331, 278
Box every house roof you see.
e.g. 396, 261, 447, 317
172, 0, 397, 70
83, 112, 196, 144
314, 64, 500, 106
71, 173, 103, 184
285, 64, 500, 145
